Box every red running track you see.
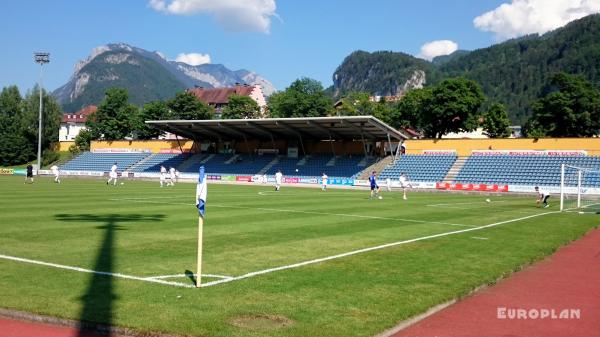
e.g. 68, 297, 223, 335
0, 318, 114, 337
393, 228, 600, 337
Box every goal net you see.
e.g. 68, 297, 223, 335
560, 164, 600, 213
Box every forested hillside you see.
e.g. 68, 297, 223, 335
333, 14, 600, 124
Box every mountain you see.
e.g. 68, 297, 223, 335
332, 14, 600, 124
332, 51, 439, 97
53, 43, 276, 113
431, 50, 470, 66
439, 14, 600, 124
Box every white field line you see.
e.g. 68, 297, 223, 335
471, 237, 489, 240
426, 201, 508, 207
563, 202, 600, 213
145, 273, 233, 280
0, 254, 195, 288
110, 198, 474, 228
425, 200, 535, 214
200, 211, 559, 287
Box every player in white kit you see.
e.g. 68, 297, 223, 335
51, 165, 60, 183
160, 165, 167, 187
107, 163, 118, 186
169, 167, 176, 186
321, 173, 328, 191
399, 172, 412, 200
275, 170, 283, 191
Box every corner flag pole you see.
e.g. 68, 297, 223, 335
197, 216, 204, 287
196, 166, 207, 287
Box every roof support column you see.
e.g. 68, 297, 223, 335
243, 134, 252, 158
360, 131, 368, 158
175, 134, 184, 154
386, 133, 393, 157
299, 134, 306, 157
329, 133, 336, 158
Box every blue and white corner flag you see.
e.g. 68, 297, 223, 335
196, 166, 207, 217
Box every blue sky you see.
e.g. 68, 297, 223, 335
1, 0, 598, 94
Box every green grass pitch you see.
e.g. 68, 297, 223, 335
0, 175, 597, 336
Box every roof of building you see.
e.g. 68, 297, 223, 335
146, 116, 409, 142
62, 105, 97, 123
187, 85, 256, 105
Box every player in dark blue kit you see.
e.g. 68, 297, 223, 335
369, 170, 380, 199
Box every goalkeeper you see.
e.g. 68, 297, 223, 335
535, 186, 550, 208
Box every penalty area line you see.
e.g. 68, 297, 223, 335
199, 211, 558, 287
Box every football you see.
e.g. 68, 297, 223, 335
378, 196, 383, 200
485, 198, 490, 203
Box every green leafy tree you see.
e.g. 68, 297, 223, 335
269, 78, 333, 117
0, 86, 23, 133
388, 88, 432, 130
69, 129, 93, 155
372, 97, 394, 123
525, 73, 600, 137
134, 100, 172, 139
0, 86, 32, 165
421, 78, 485, 138
334, 92, 374, 116
482, 103, 511, 138
86, 88, 139, 140
168, 91, 213, 120
221, 94, 261, 119
21, 86, 62, 160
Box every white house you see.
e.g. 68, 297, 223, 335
59, 105, 97, 141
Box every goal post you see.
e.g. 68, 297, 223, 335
560, 164, 600, 213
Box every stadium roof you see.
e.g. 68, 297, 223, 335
146, 116, 409, 142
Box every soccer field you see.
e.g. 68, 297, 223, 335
0, 175, 597, 337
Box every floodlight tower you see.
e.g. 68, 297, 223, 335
34, 52, 50, 172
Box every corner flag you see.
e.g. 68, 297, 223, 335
196, 166, 207, 217
196, 166, 207, 287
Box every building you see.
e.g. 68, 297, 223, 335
187, 84, 267, 118
58, 105, 97, 141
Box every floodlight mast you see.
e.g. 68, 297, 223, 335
34, 52, 50, 172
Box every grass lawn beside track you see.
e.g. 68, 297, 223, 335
0, 175, 597, 337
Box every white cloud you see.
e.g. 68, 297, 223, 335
149, 0, 277, 33
474, 0, 600, 40
175, 53, 211, 65
418, 40, 459, 61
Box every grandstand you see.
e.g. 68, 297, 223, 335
378, 154, 457, 182
455, 155, 600, 187
129, 153, 190, 172
60, 152, 150, 172
57, 118, 600, 189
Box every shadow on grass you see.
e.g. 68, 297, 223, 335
55, 213, 164, 336
184, 269, 196, 285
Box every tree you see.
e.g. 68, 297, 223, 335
221, 95, 261, 119
134, 100, 172, 139
168, 91, 213, 120
388, 88, 431, 130
421, 78, 485, 138
69, 129, 93, 155
21, 85, 62, 161
86, 88, 139, 140
334, 92, 374, 116
268, 78, 333, 117
525, 73, 600, 137
0, 86, 32, 166
482, 103, 511, 138
0, 86, 23, 133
